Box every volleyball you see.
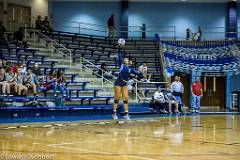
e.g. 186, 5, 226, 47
118, 38, 125, 46
164, 66, 174, 77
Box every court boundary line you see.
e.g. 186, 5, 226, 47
48, 145, 159, 160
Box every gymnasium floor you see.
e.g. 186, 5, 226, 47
0, 114, 239, 160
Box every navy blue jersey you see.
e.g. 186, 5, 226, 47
114, 64, 141, 86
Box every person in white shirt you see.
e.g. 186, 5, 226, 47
171, 75, 184, 112
151, 86, 167, 113
139, 62, 151, 82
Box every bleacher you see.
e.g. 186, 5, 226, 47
46, 31, 163, 82
0, 46, 114, 111
0, 30, 168, 120
162, 40, 240, 74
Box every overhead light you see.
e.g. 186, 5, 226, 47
182, 0, 186, 2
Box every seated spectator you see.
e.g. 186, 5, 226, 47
42, 16, 52, 32
56, 69, 69, 97
18, 63, 27, 75
97, 63, 113, 79
14, 27, 28, 48
15, 66, 28, 96
11, 62, 18, 74
32, 63, 44, 87
139, 62, 151, 82
163, 84, 179, 113
150, 86, 168, 113
0, 59, 8, 69
23, 68, 38, 96
44, 69, 57, 96
35, 15, 43, 30
0, 68, 7, 96
5, 67, 16, 96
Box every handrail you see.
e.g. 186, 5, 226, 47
81, 57, 118, 80
81, 64, 114, 87
25, 28, 72, 67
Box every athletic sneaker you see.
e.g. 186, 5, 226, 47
174, 110, 179, 113
112, 113, 118, 120
191, 109, 195, 113
195, 110, 199, 113
124, 114, 130, 120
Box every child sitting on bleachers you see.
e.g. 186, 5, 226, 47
32, 63, 44, 88
44, 69, 57, 96
56, 69, 69, 97
5, 67, 16, 96
15, 66, 28, 96
0, 68, 8, 96
23, 68, 38, 97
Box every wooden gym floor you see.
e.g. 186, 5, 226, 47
0, 114, 239, 160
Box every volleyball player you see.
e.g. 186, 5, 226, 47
112, 57, 144, 120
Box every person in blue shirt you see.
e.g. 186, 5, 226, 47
113, 57, 143, 120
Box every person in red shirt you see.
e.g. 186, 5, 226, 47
191, 76, 203, 113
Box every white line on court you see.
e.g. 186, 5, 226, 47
49, 145, 159, 160
47, 137, 140, 146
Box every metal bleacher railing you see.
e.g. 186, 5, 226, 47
23, 28, 170, 102
6, 15, 240, 40
53, 20, 176, 39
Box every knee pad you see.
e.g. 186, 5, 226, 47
123, 100, 128, 104
114, 100, 119, 104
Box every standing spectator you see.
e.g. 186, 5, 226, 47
14, 27, 28, 48
186, 27, 191, 40
163, 84, 179, 113
107, 14, 115, 38
0, 21, 7, 49
171, 75, 184, 111
191, 76, 203, 113
141, 23, 146, 39
138, 62, 151, 82
0, 21, 6, 42
42, 16, 52, 32
35, 15, 43, 30
198, 26, 202, 40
